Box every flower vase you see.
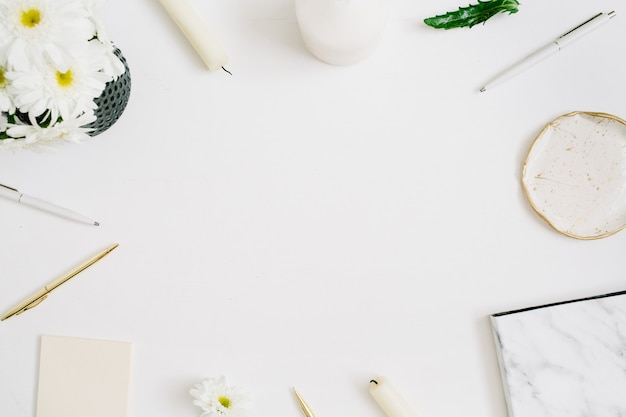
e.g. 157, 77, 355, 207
295, 0, 390, 65
87, 47, 131, 136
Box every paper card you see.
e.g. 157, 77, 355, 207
490, 291, 626, 417
36, 335, 132, 417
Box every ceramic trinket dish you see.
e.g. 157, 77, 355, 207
522, 111, 626, 239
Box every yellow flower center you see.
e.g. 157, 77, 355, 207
218, 396, 231, 408
56, 70, 74, 88
0, 69, 6, 87
20, 8, 42, 28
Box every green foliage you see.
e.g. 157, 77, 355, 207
424, 0, 520, 29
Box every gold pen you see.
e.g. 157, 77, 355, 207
1, 243, 119, 321
292, 388, 317, 417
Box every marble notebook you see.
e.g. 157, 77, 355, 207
36, 335, 132, 417
490, 291, 626, 417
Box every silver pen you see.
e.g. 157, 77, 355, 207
0, 183, 99, 226
480, 11, 616, 92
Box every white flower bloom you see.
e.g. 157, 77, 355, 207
7, 40, 111, 123
98, 39, 126, 80
47, 110, 95, 142
190, 376, 251, 417
0, 134, 61, 151
4, 110, 95, 150
82, 0, 125, 79
0, 0, 95, 71
0, 66, 15, 113
0, 0, 128, 152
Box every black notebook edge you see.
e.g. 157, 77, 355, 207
491, 290, 626, 318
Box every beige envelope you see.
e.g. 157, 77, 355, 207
36, 335, 132, 417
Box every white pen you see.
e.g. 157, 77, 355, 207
480, 11, 616, 92
0, 183, 99, 226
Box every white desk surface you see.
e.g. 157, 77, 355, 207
2, 0, 626, 416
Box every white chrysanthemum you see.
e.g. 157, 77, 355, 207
97, 38, 126, 80
0, 66, 15, 113
190, 376, 251, 417
82, 0, 125, 79
0, 0, 95, 71
3, 110, 95, 150
7, 40, 111, 123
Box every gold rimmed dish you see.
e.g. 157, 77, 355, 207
522, 111, 626, 239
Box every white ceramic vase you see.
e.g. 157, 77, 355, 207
295, 0, 390, 65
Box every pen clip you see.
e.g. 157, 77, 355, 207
0, 183, 18, 192
15, 294, 48, 316
558, 12, 603, 38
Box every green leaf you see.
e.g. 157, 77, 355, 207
424, 0, 520, 29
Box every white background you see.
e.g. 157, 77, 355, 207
1, 0, 626, 416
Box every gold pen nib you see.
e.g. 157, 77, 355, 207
292, 388, 316, 417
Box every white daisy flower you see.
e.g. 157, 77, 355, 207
0, 0, 95, 71
82, 0, 125, 79
4, 110, 95, 150
7, 40, 111, 123
46, 110, 95, 142
190, 376, 251, 417
0, 0, 129, 151
0, 65, 15, 113
0, 134, 62, 151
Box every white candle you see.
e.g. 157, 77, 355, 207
369, 377, 419, 417
159, 0, 228, 71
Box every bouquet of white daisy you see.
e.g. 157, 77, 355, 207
0, 0, 130, 151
